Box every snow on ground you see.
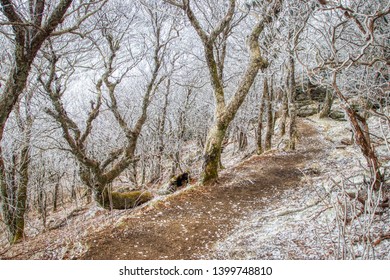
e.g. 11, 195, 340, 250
207, 116, 390, 260
1, 115, 388, 259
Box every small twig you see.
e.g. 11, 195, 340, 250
276, 200, 321, 217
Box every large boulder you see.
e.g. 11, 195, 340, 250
295, 80, 329, 103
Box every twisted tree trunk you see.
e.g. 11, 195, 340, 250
332, 72, 383, 190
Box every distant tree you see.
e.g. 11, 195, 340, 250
0, 88, 33, 244
0, 0, 107, 244
298, 0, 389, 189
40, 2, 178, 209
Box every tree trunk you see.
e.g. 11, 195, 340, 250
0, 141, 30, 244
0, 64, 30, 244
287, 52, 297, 150
201, 123, 228, 184
332, 73, 383, 190
14, 143, 29, 242
152, 80, 170, 182
170, 87, 192, 177
0, 93, 33, 244
53, 182, 59, 212
257, 90, 266, 154
319, 88, 334, 118
71, 169, 77, 202
38, 187, 47, 228
176, 1, 276, 184
279, 89, 289, 136
237, 129, 248, 151
287, 103, 298, 150
346, 109, 382, 190
265, 77, 273, 151
171, 143, 180, 176
128, 161, 138, 187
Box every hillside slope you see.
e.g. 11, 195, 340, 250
3, 117, 388, 260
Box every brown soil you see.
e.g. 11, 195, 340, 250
81, 120, 321, 260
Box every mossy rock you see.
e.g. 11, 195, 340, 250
329, 110, 346, 121
116, 186, 138, 193
157, 172, 190, 195
109, 191, 153, 209
170, 172, 189, 187
294, 82, 328, 103
297, 104, 319, 117
296, 99, 314, 107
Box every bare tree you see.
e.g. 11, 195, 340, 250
40, 3, 178, 209
0, 0, 107, 244
298, 0, 390, 189
0, 88, 33, 244
0, 0, 107, 140
166, 0, 282, 184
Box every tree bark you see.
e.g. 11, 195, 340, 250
202, 123, 228, 183
0, 113, 32, 244
53, 181, 59, 212
332, 72, 382, 190
319, 88, 334, 118
38, 187, 47, 228
237, 129, 248, 151
287, 51, 297, 150
279, 88, 289, 137
202, 11, 273, 183
257, 90, 266, 154
265, 77, 273, 151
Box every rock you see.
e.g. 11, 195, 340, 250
294, 80, 329, 103
297, 104, 319, 117
157, 172, 189, 195
296, 99, 314, 107
309, 85, 328, 102
329, 110, 346, 121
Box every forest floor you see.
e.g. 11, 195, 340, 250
83, 119, 328, 260
2, 117, 389, 259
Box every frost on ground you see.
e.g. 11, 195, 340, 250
0, 202, 152, 259
208, 116, 390, 260
1, 116, 388, 260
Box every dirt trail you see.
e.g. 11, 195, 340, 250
82, 119, 322, 260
